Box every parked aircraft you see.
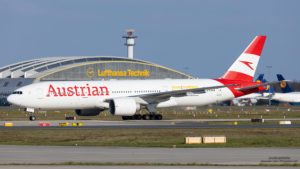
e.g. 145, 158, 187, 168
8, 36, 277, 120
269, 74, 300, 105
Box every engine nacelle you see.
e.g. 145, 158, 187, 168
109, 98, 140, 116
75, 108, 103, 116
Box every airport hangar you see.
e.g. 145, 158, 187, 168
0, 55, 194, 106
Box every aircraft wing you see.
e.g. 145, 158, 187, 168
104, 84, 238, 104
139, 84, 237, 100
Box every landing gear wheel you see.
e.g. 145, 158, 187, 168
142, 114, 163, 120
122, 114, 143, 120
133, 114, 142, 120
154, 114, 163, 120
29, 116, 36, 121
149, 114, 155, 120
142, 114, 150, 120
122, 116, 129, 120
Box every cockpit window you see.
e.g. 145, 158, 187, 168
12, 91, 23, 95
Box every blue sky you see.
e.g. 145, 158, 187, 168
1, 0, 300, 80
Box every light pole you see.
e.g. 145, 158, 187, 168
266, 66, 272, 105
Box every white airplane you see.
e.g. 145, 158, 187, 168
8, 36, 274, 121
231, 94, 261, 106
268, 74, 300, 105
271, 92, 300, 105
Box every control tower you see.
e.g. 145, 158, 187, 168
122, 29, 137, 59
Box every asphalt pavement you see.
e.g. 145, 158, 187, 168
0, 166, 297, 169
0, 145, 298, 165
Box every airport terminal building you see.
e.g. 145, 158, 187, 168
0, 56, 193, 106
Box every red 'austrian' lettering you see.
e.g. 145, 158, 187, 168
46, 84, 109, 97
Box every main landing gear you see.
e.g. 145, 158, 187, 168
122, 104, 162, 120
122, 114, 163, 120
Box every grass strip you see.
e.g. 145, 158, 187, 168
0, 128, 300, 147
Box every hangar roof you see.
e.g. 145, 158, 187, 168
0, 56, 147, 79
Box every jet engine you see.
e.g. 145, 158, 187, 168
75, 108, 104, 116
109, 98, 140, 116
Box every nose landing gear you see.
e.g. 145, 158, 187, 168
29, 115, 36, 121
25, 108, 36, 121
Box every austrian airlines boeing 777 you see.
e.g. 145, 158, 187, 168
8, 36, 273, 121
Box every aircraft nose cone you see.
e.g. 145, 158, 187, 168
7, 95, 18, 105
7, 95, 14, 104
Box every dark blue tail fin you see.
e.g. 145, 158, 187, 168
255, 74, 264, 82
277, 74, 293, 93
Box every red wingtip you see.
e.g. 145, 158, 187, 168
244, 36, 267, 56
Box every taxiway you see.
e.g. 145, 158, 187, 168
0, 145, 298, 165
0, 119, 299, 129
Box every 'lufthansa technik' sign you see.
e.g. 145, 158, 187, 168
86, 67, 150, 78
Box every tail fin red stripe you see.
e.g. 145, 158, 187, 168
244, 36, 267, 56
221, 71, 253, 82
